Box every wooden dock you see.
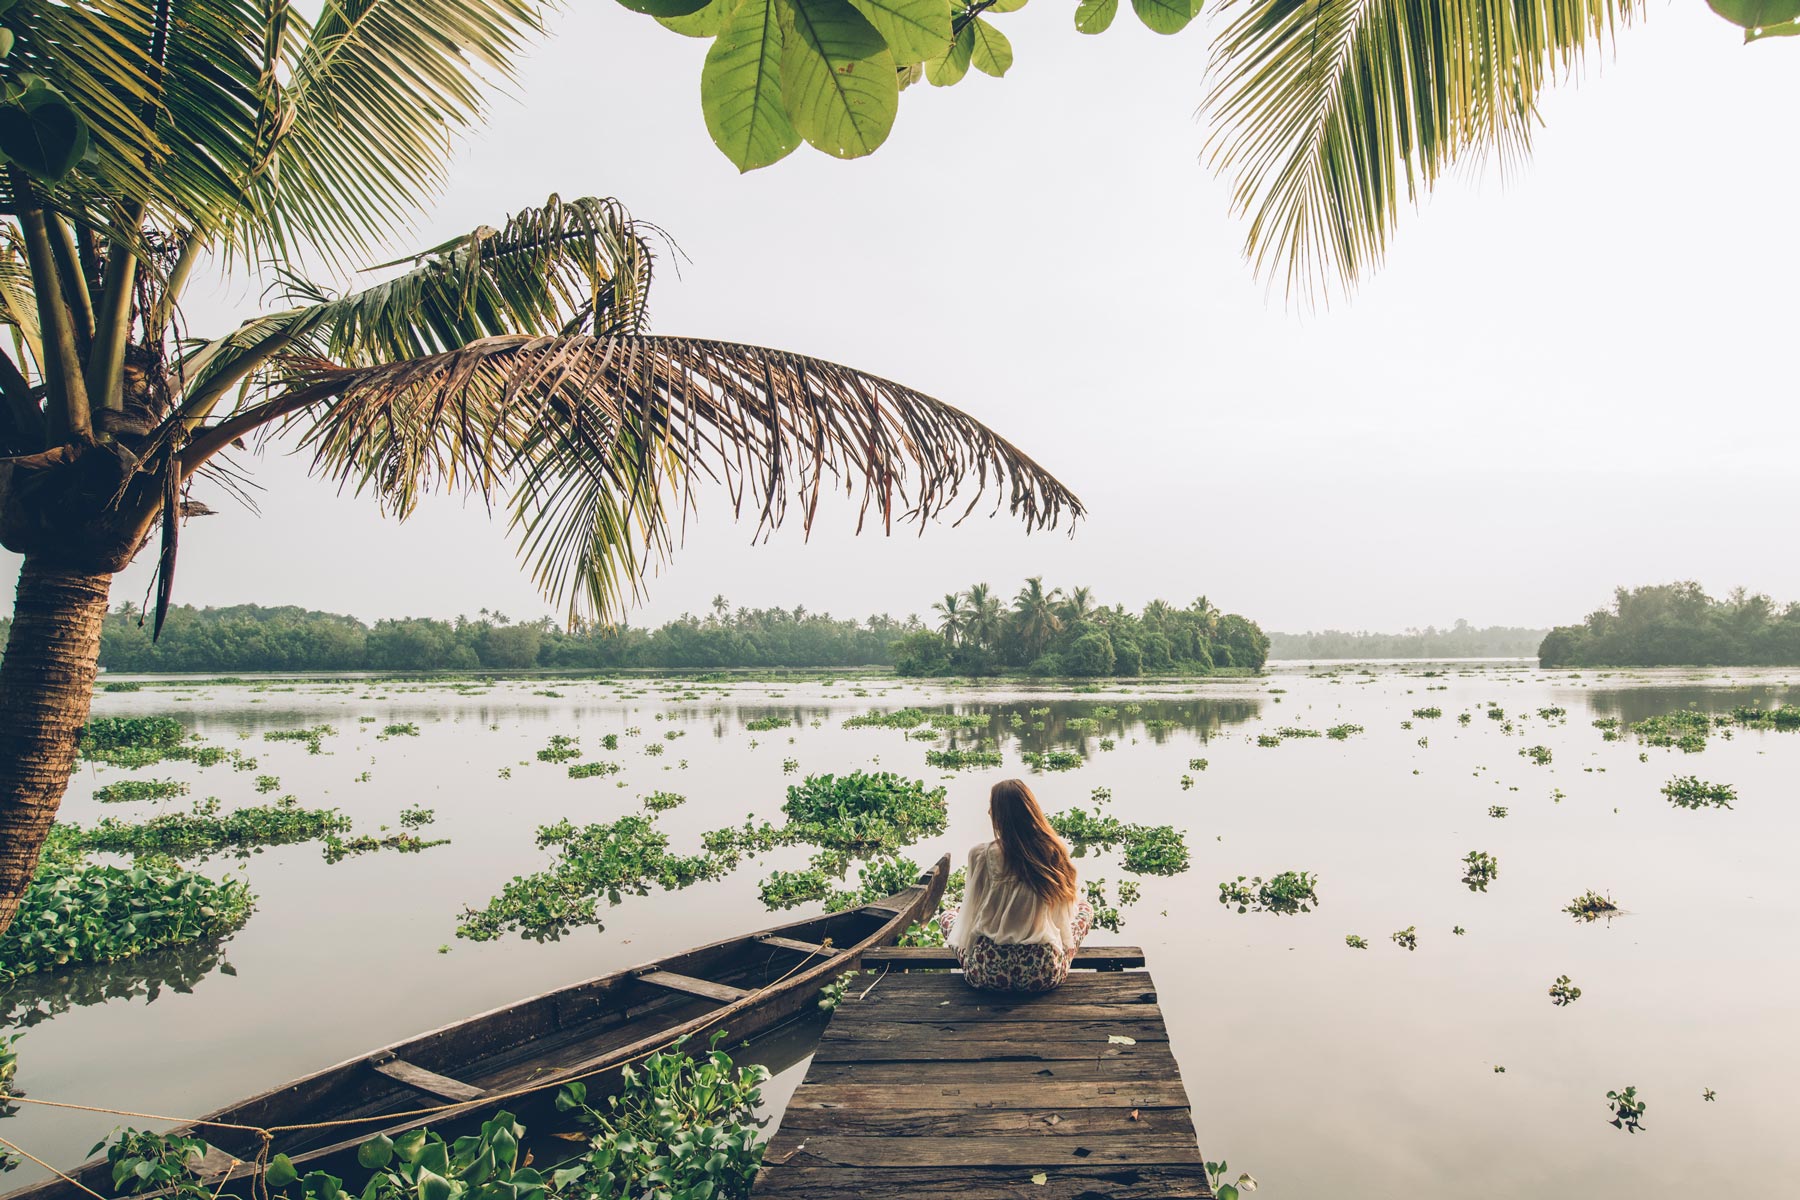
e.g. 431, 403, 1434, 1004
753, 946, 1215, 1199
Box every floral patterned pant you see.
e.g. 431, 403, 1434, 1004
938, 901, 1094, 993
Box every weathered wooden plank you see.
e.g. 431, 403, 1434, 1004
634, 970, 749, 1004
840, 998, 1165, 1023
781, 1080, 1193, 1109
758, 935, 831, 957
776, 1133, 1204, 1168
819, 1018, 1169, 1046
812, 1037, 1176, 1066
369, 1059, 485, 1103
847, 974, 1157, 1003
774, 1105, 1196, 1138
753, 1166, 1215, 1199
861, 946, 1146, 970
797, 1057, 1180, 1085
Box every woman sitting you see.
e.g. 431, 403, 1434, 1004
940, 778, 1093, 992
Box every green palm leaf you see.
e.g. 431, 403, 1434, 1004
1204, 0, 1644, 301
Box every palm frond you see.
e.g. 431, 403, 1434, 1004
173, 195, 659, 410
248, 0, 544, 260
1203, 0, 1645, 302
188, 335, 1082, 623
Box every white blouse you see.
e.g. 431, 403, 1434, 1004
947, 839, 1079, 953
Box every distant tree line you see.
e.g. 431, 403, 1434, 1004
894, 579, 1268, 676
1538, 583, 1800, 668
0, 581, 1269, 676
1269, 621, 1546, 660
44, 600, 913, 673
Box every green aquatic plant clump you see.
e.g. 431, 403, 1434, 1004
263, 724, 337, 754
1730, 703, 1800, 730
1661, 776, 1736, 810
842, 708, 926, 729
1049, 808, 1189, 875
567, 761, 622, 779
77, 716, 186, 762
1565, 889, 1619, 921
61, 799, 353, 858
1520, 745, 1553, 766
781, 772, 949, 855
1326, 723, 1364, 740
823, 856, 923, 913
554, 1031, 769, 1200
536, 734, 581, 763
758, 868, 833, 910
924, 747, 1003, 770
744, 715, 791, 731
1021, 749, 1084, 771
458, 815, 723, 941
92, 779, 189, 805
642, 791, 686, 812
1461, 851, 1500, 892
1629, 710, 1713, 753
0, 852, 254, 983
1218, 870, 1319, 915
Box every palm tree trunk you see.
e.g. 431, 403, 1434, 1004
0, 558, 111, 935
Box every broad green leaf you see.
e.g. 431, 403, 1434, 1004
392, 1130, 429, 1165
265, 1155, 300, 1189
416, 1168, 453, 1200
778, 0, 898, 158
616, 0, 714, 15
1074, 0, 1116, 33
357, 1135, 395, 1171
898, 62, 924, 88
0, 84, 88, 181
1706, 0, 1800, 27
1130, 0, 1199, 35
844, 0, 953, 63
704, 0, 801, 171
659, 0, 741, 37
1218, 1186, 1239, 1200
988, 0, 1029, 10
968, 17, 1012, 75
925, 23, 972, 85
1746, 18, 1800, 38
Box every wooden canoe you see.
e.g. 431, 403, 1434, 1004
7, 856, 949, 1200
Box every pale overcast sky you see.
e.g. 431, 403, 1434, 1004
5, 4, 1796, 632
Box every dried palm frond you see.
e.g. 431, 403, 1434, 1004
184, 334, 1083, 623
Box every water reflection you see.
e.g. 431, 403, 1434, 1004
1583, 683, 1800, 726
0, 935, 239, 1030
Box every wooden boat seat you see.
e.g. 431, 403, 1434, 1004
757, 934, 831, 956
635, 970, 750, 1004
369, 1057, 487, 1103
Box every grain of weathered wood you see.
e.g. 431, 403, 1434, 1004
772, 1104, 1196, 1138
634, 970, 749, 1004
754, 1165, 1215, 1199
798, 1057, 1180, 1084
370, 1059, 485, 1103
779, 1133, 1205, 1168
754, 957, 1211, 1198
757, 934, 831, 956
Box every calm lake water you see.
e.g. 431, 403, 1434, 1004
6, 664, 1799, 1197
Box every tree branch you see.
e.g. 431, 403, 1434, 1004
47, 217, 95, 351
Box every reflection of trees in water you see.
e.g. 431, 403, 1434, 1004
0, 935, 237, 1031
1584, 684, 1800, 728
935, 699, 1263, 755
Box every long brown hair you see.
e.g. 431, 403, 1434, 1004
990, 779, 1077, 907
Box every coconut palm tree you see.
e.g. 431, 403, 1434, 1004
931, 592, 966, 645
1011, 576, 1063, 662
1060, 585, 1096, 627
1203, 0, 1648, 301
0, 2, 1081, 935
964, 582, 1004, 651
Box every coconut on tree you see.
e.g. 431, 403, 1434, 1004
0, 1, 1080, 935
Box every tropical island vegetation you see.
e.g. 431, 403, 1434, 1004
0, 579, 1267, 676
1269, 621, 1545, 660
1538, 583, 1800, 668
897, 580, 1267, 676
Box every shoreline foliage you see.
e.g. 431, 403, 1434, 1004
1540, 583, 1800, 667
